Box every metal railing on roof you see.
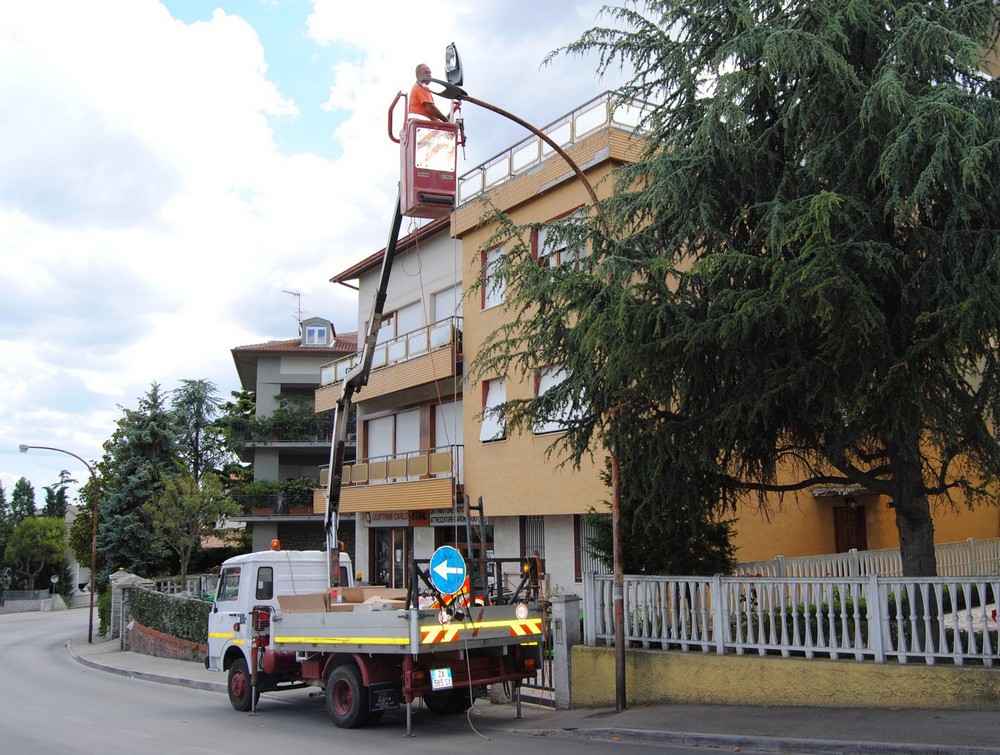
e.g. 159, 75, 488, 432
457, 91, 655, 206
320, 316, 461, 387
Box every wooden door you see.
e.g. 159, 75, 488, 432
833, 505, 868, 553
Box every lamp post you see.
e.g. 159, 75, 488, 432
19, 444, 100, 643
432, 45, 626, 710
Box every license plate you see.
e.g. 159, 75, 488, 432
430, 667, 453, 690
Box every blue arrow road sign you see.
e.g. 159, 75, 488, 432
429, 546, 467, 595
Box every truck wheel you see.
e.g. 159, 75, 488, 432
325, 665, 369, 728
424, 689, 472, 715
449, 688, 475, 713
227, 658, 259, 712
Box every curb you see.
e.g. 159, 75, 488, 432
66, 638, 226, 694
517, 726, 1000, 755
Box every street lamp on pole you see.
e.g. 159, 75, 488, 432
432, 45, 625, 709
19, 443, 100, 643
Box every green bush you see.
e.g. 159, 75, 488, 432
129, 586, 211, 644
98, 585, 112, 636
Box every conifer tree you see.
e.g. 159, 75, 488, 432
10, 477, 36, 524
474, 0, 1000, 576
96, 384, 176, 578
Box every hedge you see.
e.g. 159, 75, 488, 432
129, 586, 212, 644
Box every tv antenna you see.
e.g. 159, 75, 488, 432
282, 289, 302, 327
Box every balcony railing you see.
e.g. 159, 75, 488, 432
232, 492, 318, 517
321, 444, 463, 489
226, 419, 355, 445
456, 91, 655, 206
321, 317, 462, 387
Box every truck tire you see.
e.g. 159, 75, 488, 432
325, 664, 369, 728
424, 688, 473, 715
227, 657, 259, 712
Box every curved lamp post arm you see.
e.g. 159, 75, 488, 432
423, 78, 600, 207
19, 443, 100, 644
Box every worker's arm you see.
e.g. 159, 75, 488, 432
425, 101, 449, 122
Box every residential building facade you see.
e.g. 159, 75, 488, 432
317, 217, 466, 587
231, 317, 356, 552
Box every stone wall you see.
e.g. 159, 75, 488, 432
128, 620, 207, 663
0, 599, 53, 614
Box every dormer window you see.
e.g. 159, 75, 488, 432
301, 318, 332, 347
305, 323, 327, 345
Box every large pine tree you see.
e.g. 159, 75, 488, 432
474, 1, 1000, 576
96, 384, 176, 578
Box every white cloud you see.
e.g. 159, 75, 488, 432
0, 0, 627, 498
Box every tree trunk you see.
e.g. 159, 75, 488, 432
891, 455, 938, 578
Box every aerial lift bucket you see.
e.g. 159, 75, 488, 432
388, 91, 460, 220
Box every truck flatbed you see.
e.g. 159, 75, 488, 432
270, 604, 543, 655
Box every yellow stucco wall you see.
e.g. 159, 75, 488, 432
572, 646, 1000, 710
731, 489, 1000, 564
456, 157, 620, 519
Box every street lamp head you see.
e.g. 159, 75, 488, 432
19, 444, 29, 453
445, 42, 463, 87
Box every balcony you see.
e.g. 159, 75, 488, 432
455, 91, 654, 206
232, 478, 322, 519
226, 419, 356, 447
316, 444, 463, 514
232, 493, 319, 518
316, 317, 462, 410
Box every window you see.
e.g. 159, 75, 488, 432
305, 322, 327, 345
366, 409, 420, 459
534, 365, 570, 434
479, 378, 506, 442
574, 514, 611, 582
482, 246, 505, 309
255, 567, 273, 600
435, 400, 464, 480
216, 567, 241, 602
520, 515, 545, 560
376, 301, 423, 344
536, 209, 586, 269
434, 400, 463, 447
434, 283, 462, 322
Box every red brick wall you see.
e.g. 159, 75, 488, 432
128, 620, 207, 663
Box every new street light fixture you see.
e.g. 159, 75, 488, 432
19, 444, 100, 643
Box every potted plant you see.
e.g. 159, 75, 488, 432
283, 477, 318, 515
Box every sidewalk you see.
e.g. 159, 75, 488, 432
67, 635, 1000, 754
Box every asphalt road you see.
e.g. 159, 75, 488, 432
3, 607, 760, 754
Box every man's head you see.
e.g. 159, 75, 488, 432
415, 63, 431, 80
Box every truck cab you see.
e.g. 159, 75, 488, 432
206, 548, 353, 674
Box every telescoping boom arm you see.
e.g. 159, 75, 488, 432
324, 194, 405, 592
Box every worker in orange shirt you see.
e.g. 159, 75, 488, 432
409, 63, 449, 122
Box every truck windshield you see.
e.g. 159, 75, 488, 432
216, 567, 242, 602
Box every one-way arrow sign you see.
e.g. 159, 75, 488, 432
429, 545, 466, 595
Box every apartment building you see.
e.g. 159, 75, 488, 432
231, 317, 356, 552
317, 217, 466, 587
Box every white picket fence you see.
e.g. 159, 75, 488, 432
582, 539, 1000, 667
737, 537, 1000, 578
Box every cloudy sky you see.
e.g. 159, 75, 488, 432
0, 0, 629, 503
